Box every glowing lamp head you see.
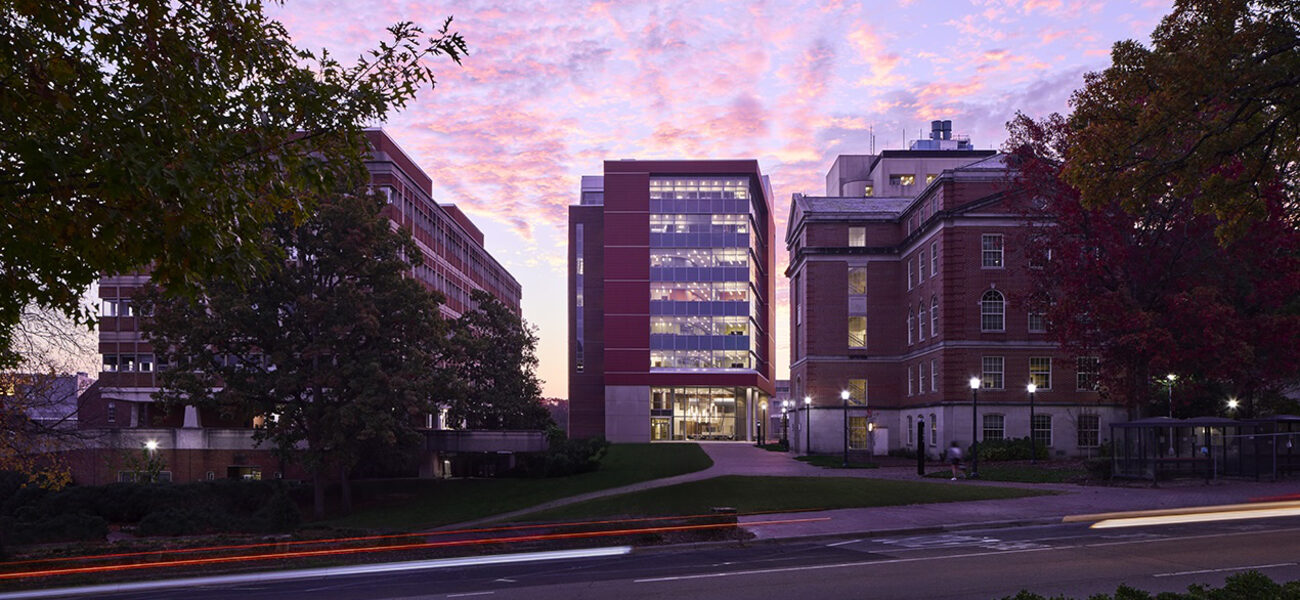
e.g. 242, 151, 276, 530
804, 396, 812, 405
1227, 398, 1240, 410
144, 440, 159, 451
841, 390, 850, 401
760, 401, 767, 411
1027, 383, 1037, 394
1167, 373, 1177, 382
969, 377, 981, 390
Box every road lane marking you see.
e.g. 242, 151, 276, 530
635, 526, 1300, 584
447, 593, 496, 598
0, 546, 632, 600
826, 539, 862, 547
1155, 563, 1297, 578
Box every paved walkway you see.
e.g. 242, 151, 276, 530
437, 443, 1300, 539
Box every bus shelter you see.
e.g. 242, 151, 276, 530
1112, 416, 1300, 481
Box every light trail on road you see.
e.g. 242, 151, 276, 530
0, 517, 829, 581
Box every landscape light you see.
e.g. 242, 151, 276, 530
144, 440, 159, 451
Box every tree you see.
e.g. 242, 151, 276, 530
0, 307, 97, 490
1064, 0, 1300, 242
0, 0, 467, 367
1008, 113, 1300, 416
445, 291, 550, 431
140, 193, 452, 518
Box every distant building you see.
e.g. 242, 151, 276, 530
569, 160, 777, 442
74, 129, 522, 484
787, 120, 1124, 458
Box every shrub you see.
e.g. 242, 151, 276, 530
971, 437, 1049, 462
888, 447, 918, 459
999, 571, 1300, 599
2, 512, 109, 545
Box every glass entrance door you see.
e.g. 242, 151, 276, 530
651, 417, 672, 441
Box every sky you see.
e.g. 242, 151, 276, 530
261, 0, 1174, 399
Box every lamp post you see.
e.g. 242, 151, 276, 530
841, 389, 850, 467
969, 377, 981, 479
759, 400, 767, 446
1165, 373, 1177, 456
804, 395, 812, 454
1166, 373, 1177, 418
782, 400, 791, 446
1027, 382, 1037, 464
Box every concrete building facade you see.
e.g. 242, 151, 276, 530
786, 121, 1126, 459
77, 129, 521, 484
569, 160, 777, 442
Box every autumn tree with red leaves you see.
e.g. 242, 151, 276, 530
1008, 114, 1300, 418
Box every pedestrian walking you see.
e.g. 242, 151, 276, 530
947, 441, 964, 480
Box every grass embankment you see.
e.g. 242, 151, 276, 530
324, 443, 712, 531
519, 475, 1052, 522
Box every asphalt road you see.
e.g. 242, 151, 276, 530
28, 517, 1300, 600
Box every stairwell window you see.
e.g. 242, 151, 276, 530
849, 227, 866, 247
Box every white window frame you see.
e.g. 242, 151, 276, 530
849, 227, 866, 247
930, 358, 938, 392
1077, 357, 1100, 391
906, 310, 914, 345
907, 259, 914, 290
1028, 312, 1047, 333
930, 241, 938, 274
982, 414, 1005, 441
1032, 414, 1053, 447
981, 356, 1004, 389
918, 250, 925, 280
930, 296, 938, 339
980, 290, 1005, 332
1030, 357, 1052, 390
1077, 414, 1100, 448
981, 234, 1004, 268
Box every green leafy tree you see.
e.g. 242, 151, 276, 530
1064, 0, 1299, 242
446, 291, 550, 431
0, 0, 466, 367
140, 193, 452, 518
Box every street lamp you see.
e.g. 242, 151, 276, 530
144, 440, 159, 452
1027, 382, 1037, 464
1166, 373, 1177, 418
804, 395, 812, 454
1227, 398, 1240, 412
782, 400, 792, 446
969, 377, 981, 478
759, 400, 767, 446
1165, 373, 1177, 456
841, 389, 851, 467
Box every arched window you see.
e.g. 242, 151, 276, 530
931, 295, 939, 338
980, 290, 1005, 332
918, 302, 926, 340
907, 309, 914, 345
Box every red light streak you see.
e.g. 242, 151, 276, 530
0, 517, 828, 580
3, 508, 825, 568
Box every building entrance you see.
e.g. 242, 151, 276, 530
651, 386, 749, 441
651, 417, 672, 441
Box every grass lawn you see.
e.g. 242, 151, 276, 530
924, 462, 1088, 483
797, 455, 879, 469
519, 475, 1052, 522
323, 443, 712, 531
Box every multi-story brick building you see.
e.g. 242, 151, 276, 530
75, 129, 521, 484
786, 121, 1125, 458
569, 160, 777, 442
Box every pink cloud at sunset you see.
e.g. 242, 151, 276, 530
266, 0, 1173, 398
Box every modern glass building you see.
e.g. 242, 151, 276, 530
569, 161, 776, 442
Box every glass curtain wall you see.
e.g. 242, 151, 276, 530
651, 386, 750, 441
648, 177, 758, 370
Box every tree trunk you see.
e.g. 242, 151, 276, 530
312, 471, 326, 520
339, 463, 353, 514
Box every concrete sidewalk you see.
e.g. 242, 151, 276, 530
742, 470, 1300, 540
439, 442, 1300, 538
